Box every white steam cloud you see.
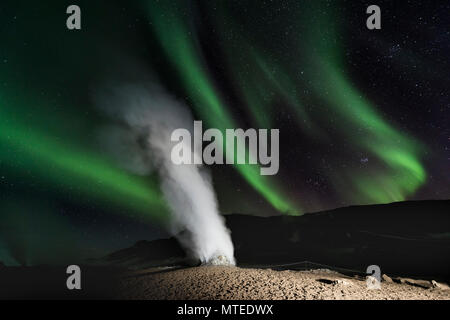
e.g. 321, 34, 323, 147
95, 82, 235, 265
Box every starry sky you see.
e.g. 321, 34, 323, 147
0, 0, 449, 265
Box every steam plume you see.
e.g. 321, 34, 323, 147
95, 82, 235, 265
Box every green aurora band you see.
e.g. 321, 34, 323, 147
146, 1, 300, 214
210, 1, 426, 204
0, 91, 168, 223
304, 4, 426, 203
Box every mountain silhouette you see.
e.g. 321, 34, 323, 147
105, 200, 450, 280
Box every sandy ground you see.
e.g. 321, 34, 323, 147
118, 266, 450, 300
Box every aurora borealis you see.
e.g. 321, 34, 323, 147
146, 1, 298, 213
0, 0, 449, 265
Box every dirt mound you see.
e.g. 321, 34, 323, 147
118, 266, 450, 300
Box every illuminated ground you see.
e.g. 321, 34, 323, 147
118, 266, 450, 300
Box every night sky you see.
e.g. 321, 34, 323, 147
0, 0, 449, 265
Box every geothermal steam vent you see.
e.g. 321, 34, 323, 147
96, 82, 235, 266
205, 254, 234, 266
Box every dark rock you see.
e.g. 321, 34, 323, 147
395, 278, 433, 289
